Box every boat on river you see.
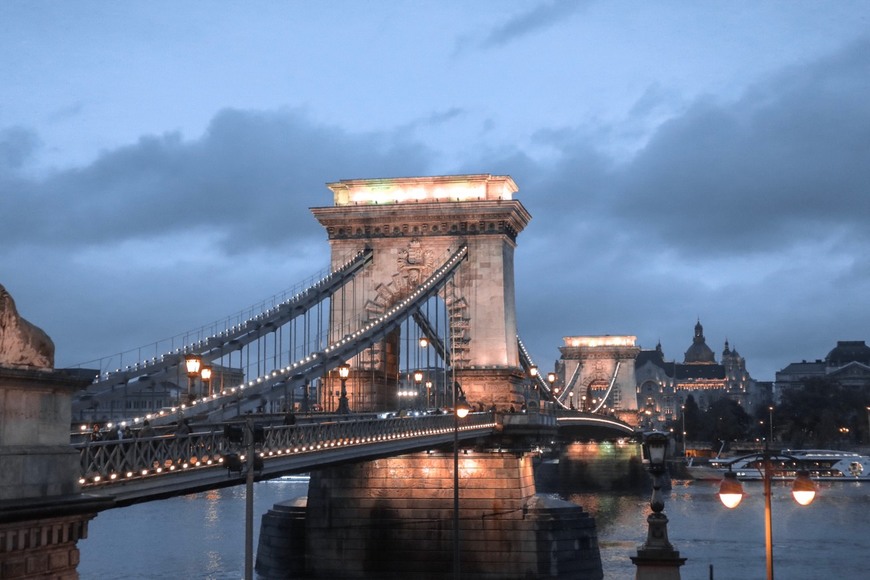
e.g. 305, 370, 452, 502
707, 449, 870, 481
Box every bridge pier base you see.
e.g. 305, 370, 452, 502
257, 449, 603, 579
454, 367, 526, 412
0, 366, 113, 579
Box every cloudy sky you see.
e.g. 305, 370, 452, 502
2, 1, 869, 381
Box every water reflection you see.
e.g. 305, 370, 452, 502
79, 460, 869, 579
564, 476, 870, 579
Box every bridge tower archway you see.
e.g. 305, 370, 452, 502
311, 174, 532, 411
558, 335, 641, 423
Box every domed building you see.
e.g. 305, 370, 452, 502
635, 320, 760, 427
776, 340, 870, 394
684, 320, 716, 364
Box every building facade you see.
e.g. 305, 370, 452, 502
634, 321, 762, 428
555, 335, 640, 417
775, 340, 870, 398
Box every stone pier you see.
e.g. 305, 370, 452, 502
257, 449, 603, 579
0, 284, 112, 579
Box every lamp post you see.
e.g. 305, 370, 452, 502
681, 404, 686, 457
632, 431, 686, 579
547, 372, 556, 405
453, 382, 470, 580
425, 380, 432, 409
413, 370, 423, 410
718, 448, 816, 580
301, 379, 310, 413
200, 364, 212, 397
581, 394, 586, 412
768, 405, 774, 444
184, 354, 202, 403
337, 363, 350, 414
243, 417, 258, 580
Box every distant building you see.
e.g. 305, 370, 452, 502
555, 335, 640, 419
75, 363, 245, 424
775, 340, 870, 398
634, 320, 763, 428
553, 321, 763, 429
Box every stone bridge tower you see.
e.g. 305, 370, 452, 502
311, 174, 531, 411
558, 335, 640, 420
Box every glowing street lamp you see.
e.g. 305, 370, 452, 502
452, 383, 470, 579
547, 372, 556, 402
337, 363, 351, 415
200, 365, 213, 397
412, 370, 424, 410
718, 451, 817, 580
769, 405, 775, 443
681, 404, 687, 457
184, 354, 202, 402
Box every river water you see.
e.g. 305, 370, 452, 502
79, 476, 869, 579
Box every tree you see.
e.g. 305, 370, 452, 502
701, 398, 752, 446
777, 377, 870, 447
682, 394, 703, 441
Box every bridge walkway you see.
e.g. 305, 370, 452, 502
76, 411, 498, 506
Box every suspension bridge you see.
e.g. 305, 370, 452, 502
2, 173, 639, 580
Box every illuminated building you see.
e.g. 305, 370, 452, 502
775, 340, 870, 397
634, 321, 760, 426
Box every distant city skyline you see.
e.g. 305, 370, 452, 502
2, 2, 870, 381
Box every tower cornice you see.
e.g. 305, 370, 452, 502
311, 199, 531, 242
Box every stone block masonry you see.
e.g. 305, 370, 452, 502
258, 449, 602, 579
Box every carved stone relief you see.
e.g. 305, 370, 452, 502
0, 283, 55, 369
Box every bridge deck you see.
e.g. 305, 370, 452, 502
76, 412, 497, 507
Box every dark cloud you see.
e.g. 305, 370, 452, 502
4, 36, 870, 381
481, 0, 586, 49
47, 102, 84, 124
0, 108, 433, 253
0, 126, 40, 170
610, 37, 870, 257
506, 38, 870, 378
453, 0, 586, 54
0, 110, 436, 366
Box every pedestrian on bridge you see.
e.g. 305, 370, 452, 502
138, 420, 155, 438
176, 418, 191, 436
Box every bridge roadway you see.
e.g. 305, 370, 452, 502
76, 412, 499, 507
74, 409, 636, 508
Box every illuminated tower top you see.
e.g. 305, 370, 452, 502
326, 174, 518, 206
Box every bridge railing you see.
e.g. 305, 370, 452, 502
75, 412, 496, 488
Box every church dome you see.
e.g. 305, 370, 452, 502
684, 320, 716, 364
825, 341, 870, 366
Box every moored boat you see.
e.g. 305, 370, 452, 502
712, 449, 870, 481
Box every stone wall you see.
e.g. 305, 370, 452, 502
258, 450, 602, 579
0, 515, 88, 579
